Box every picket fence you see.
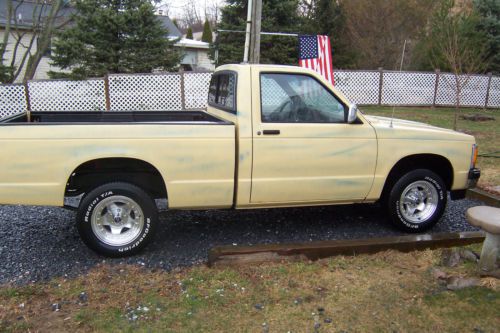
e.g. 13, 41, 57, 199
0, 69, 499, 119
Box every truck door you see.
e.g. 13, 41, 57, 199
250, 71, 377, 204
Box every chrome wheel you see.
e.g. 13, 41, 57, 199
91, 195, 144, 247
399, 180, 438, 224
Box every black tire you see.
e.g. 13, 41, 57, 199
387, 169, 447, 232
76, 182, 158, 257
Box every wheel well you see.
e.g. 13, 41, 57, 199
381, 154, 453, 201
65, 158, 167, 199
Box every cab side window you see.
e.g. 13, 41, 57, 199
260, 73, 345, 123
208, 72, 236, 113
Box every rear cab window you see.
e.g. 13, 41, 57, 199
208, 71, 237, 114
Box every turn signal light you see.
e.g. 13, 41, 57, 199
471, 144, 478, 168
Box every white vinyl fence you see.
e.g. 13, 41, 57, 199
1, 69, 499, 119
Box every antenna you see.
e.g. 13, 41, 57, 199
390, 39, 407, 128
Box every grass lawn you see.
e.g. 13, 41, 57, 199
361, 106, 500, 192
0, 247, 499, 332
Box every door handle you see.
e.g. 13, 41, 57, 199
262, 129, 280, 135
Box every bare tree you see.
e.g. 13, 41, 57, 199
0, 0, 69, 83
179, 0, 203, 31
342, 0, 437, 70
205, 0, 220, 29
425, 0, 489, 129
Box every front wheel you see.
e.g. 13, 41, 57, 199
76, 182, 158, 257
387, 169, 447, 232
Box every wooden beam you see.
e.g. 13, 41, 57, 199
208, 231, 485, 267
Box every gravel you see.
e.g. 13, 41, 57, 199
0, 198, 483, 285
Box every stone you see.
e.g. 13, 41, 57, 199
431, 268, 448, 280
466, 206, 500, 273
459, 249, 480, 263
446, 277, 480, 290
324, 318, 333, 323
441, 249, 461, 267
78, 292, 88, 303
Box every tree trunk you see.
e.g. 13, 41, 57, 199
1, 0, 12, 56
22, 0, 62, 82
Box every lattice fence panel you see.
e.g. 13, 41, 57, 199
435, 74, 489, 107
28, 79, 106, 111
184, 72, 212, 109
382, 72, 436, 105
108, 74, 182, 111
487, 77, 500, 108
334, 71, 380, 105
0, 84, 27, 118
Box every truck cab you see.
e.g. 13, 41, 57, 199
206, 64, 378, 208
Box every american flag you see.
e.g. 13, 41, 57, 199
298, 35, 335, 85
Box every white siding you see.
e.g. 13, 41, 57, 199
0, 29, 65, 82
196, 49, 215, 71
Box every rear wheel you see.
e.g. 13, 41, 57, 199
387, 169, 447, 232
76, 182, 158, 257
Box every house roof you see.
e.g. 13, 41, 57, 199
156, 15, 182, 38
0, 0, 73, 29
0, 0, 182, 39
175, 38, 209, 49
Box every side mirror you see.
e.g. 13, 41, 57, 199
347, 104, 358, 123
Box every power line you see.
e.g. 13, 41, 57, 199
218, 29, 299, 37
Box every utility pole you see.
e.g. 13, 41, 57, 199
243, 0, 253, 63
249, 0, 262, 64
243, 0, 262, 63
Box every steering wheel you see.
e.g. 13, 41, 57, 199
288, 95, 308, 122
267, 99, 292, 121
267, 95, 308, 122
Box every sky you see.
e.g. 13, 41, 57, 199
157, 0, 226, 21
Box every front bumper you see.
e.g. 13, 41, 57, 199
450, 168, 481, 200
468, 168, 481, 188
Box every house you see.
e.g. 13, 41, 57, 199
0, 0, 214, 83
0, 0, 74, 82
156, 14, 214, 72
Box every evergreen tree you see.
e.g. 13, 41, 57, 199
473, 0, 500, 73
49, 0, 181, 79
186, 27, 194, 39
201, 20, 213, 43
212, 0, 301, 65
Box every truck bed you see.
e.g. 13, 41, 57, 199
0, 111, 230, 125
0, 110, 236, 208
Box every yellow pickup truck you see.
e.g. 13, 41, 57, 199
0, 64, 480, 256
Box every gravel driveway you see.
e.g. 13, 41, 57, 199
0, 198, 482, 285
